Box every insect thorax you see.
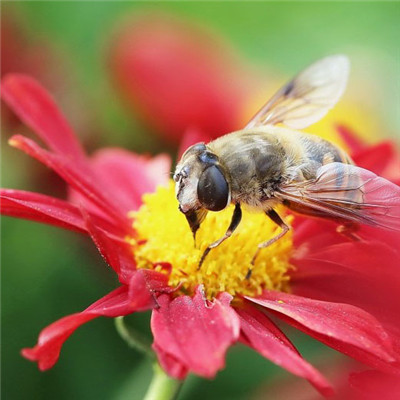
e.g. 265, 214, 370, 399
208, 131, 287, 207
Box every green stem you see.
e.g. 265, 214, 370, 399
144, 363, 183, 400
114, 317, 154, 359
115, 317, 184, 399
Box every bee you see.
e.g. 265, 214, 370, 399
174, 55, 400, 270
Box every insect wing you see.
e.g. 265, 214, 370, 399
277, 162, 400, 231
246, 55, 350, 130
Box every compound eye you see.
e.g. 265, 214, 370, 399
197, 166, 229, 211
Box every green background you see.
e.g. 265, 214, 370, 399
2, 2, 399, 400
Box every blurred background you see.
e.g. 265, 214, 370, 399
1, 2, 399, 400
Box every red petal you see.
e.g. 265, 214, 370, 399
0, 189, 137, 284
352, 141, 400, 185
151, 287, 240, 378
293, 241, 400, 293
291, 230, 400, 325
152, 343, 188, 380
293, 216, 400, 259
349, 370, 400, 399
337, 125, 400, 184
21, 285, 151, 371
336, 125, 367, 154
74, 148, 170, 214
9, 135, 128, 228
293, 218, 342, 251
0, 189, 86, 233
290, 243, 400, 371
245, 291, 396, 367
128, 269, 171, 310
130, 269, 187, 379
21, 313, 97, 371
110, 13, 245, 143
82, 210, 137, 282
1, 74, 86, 162
237, 305, 333, 396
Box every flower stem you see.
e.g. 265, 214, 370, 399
114, 316, 154, 359
115, 318, 183, 399
144, 363, 183, 400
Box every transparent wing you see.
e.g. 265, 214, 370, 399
276, 163, 400, 231
246, 55, 350, 130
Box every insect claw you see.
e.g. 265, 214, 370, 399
197, 248, 211, 270
245, 268, 253, 280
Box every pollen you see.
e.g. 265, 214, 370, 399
128, 181, 294, 299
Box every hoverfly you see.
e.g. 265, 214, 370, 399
173, 55, 400, 269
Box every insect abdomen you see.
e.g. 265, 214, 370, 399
299, 134, 352, 166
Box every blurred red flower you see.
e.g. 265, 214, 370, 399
256, 360, 400, 400
109, 13, 249, 144
1, 75, 400, 397
109, 13, 382, 150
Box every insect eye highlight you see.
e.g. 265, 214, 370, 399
199, 151, 218, 165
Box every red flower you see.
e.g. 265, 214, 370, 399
2, 75, 400, 397
109, 13, 249, 144
256, 360, 400, 400
109, 13, 377, 151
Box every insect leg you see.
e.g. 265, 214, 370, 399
198, 203, 242, 269
250, 209, 290, 267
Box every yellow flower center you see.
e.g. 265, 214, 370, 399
128, 181, 294, 299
